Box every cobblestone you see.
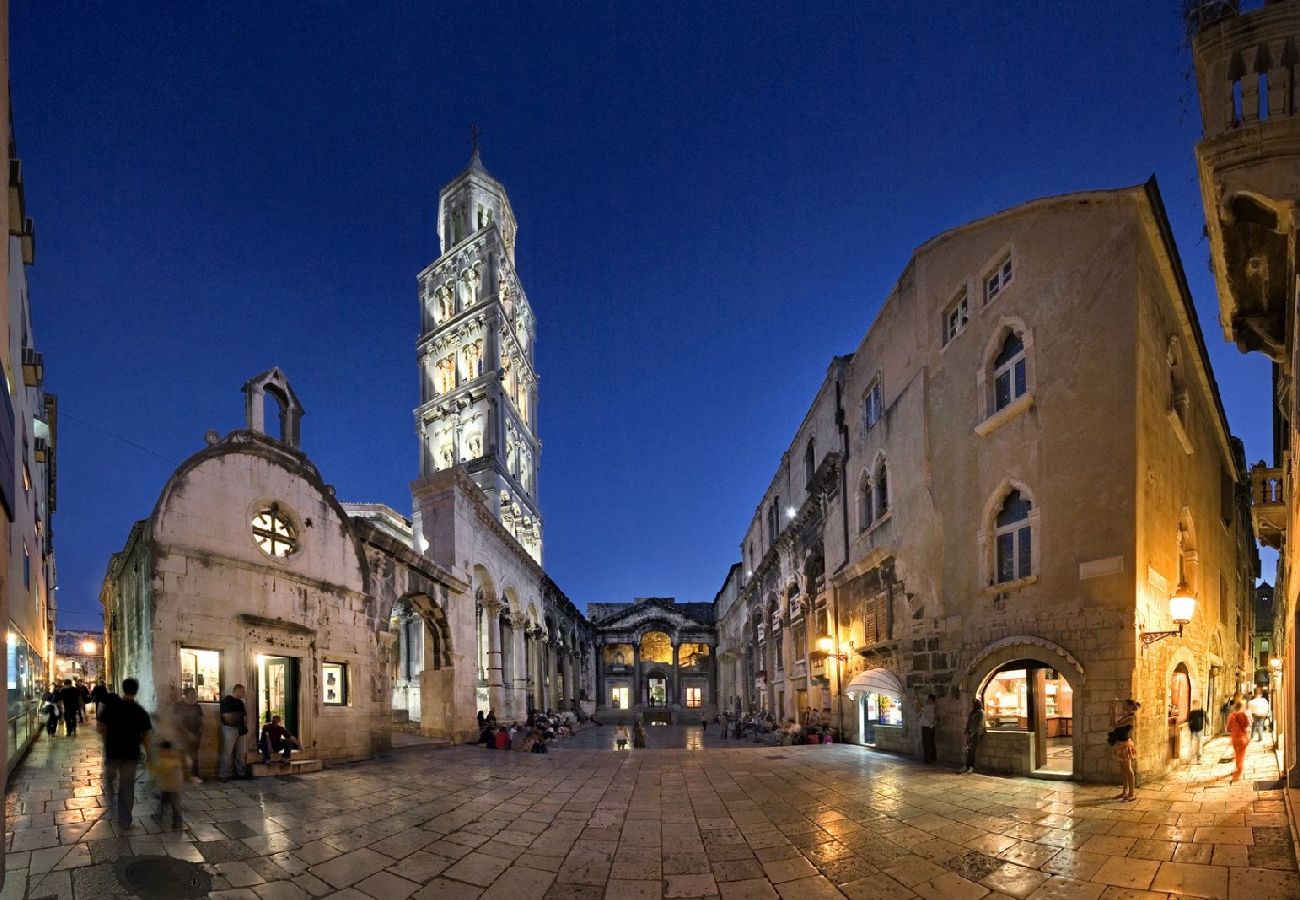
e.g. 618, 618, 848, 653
2, 724, 1297, 897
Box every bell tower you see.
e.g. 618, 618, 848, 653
413, 141, 542, 562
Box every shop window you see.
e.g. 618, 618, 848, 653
865, 692, 903, 725
322, 662, 348, 706
983, 668, 1029, 730
180, 647, 221, 702
685, 687, 702, 708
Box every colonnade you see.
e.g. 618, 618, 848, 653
594, 633, 715, 709
480, 599, 585, 716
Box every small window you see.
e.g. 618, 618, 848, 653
875, 461, 889, 518
22, 464, 31, 495
992, 332, 1028, 413
22, 544, 29, 589
994, 490, 1032, 583
685, 687, 702, 708
943, 290, 969, 345
864, 380, 883, 430
804, 439, 816, 488
858, 474, 873, 532
180, 647, 222, 702
252, 505, 298, 558
322, 662, 348, 706
985, 256, 1013, 303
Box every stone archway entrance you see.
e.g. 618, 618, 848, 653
963, 636, 1085, 780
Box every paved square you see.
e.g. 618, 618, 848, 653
3, 724, 1297, 898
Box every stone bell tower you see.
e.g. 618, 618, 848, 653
413, 141, 542, 562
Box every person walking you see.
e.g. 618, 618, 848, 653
1227, 699, 1251, 783
919, 694, 938, 764
1108, 698, 1139, 800
1248, 687, 1271, 743
960, 699, 985, 773
218, 685, 248, 780
41, 685, 60, 736
1188, 699, 1206, 764
173, 687, 203, 783
615, 722, 629, 750
633, 721, 647, 749
58, 679, 82, 736
98, 678, 153, 830
90, 681, 109, 719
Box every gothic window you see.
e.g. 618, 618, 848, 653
984, 255, 1013, 304
992, 332, 1027, 414
857, 471, 873, 532
864, 379, 883, 430
804, 439, 816, 488
993, 490, 1032, 584
874, 458, 889, 518
252, 505, 298, 558
942, 289, 969, 345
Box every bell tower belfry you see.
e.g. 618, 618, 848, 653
413, 143, 542, 562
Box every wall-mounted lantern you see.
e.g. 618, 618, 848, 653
1140, 580, 1196, 652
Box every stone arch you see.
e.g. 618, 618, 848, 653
242, 368, 304, 448
1165, 646, 1198, 719
395, 591, 453, 670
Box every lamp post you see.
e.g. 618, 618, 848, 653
816, 634, 851, 741
1140, 581, 1196, 652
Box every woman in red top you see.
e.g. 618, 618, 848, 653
1227, 700, 1251, 783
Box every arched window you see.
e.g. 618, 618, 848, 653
805, 439, 816, 488
992, 332, 1027, 413
875, 459, 889, 518
994, 490, 1033, 583
857, 472, 873, 532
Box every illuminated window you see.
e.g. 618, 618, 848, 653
685, 687, 702, 708
180, 647, 221, 702
611, 686, 629, 709
252, 505, 298, 558
982, 668, 1028, 730
322, 662, 348, 706
984, 255, 1013, 303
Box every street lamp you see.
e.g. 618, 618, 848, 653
81, 640, 96, 655
815, 634, 851, 740
1140, 580, 1196, 652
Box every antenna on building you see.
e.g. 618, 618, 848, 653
469, 123, 483, 169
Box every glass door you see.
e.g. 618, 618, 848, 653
258, 655, 299, 737
612, 686, 629, 709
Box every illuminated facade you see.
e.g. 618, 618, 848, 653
53, 629, 102, 683
715, 183, 1258, 781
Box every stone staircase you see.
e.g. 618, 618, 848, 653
249, 756, 323, 777
391, 708, 423, 735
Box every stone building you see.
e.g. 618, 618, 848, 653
100, 370, 469, 769
1187, 0, 1300, 789
589, 598, 717, 722
3, 94, 56, 778
714, 180, 1258, 782
100, 152, 597, 771
53, 629, 102, 684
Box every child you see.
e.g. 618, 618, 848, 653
615, 722, 629, 750
150, 740, 186, 830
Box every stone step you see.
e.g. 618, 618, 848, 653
250, 758, 323, 777
392, 709, 410, 724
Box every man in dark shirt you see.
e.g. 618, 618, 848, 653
259, 715, 297, 763
98, 677, 152, 829
1188, 699, 1206, 763
58, 680, 82, 736
173, 687, 204, 781
218, 685, 248, 779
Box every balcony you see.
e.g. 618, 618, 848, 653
1190, 0, 1300, 360
1251, 463, 1286, 548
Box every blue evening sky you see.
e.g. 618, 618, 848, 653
11, 3, 1276, 630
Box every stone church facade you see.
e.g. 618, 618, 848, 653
100, 153, 595, 771
715, 181, 1259, 782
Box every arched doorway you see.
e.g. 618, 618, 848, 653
845, 668, 903, 747
963, 636, 1085, 779
981, 661, 1074, 776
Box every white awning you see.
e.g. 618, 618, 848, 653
844, 668, 904, 698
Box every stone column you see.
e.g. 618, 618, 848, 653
633, 643, 642, 707
561, 652, 574, 711
485, 600, 504, 715
534, 632, 547, 711
510, 614, 528, 718
595, 640, 605, 709
671, 642, 681, 706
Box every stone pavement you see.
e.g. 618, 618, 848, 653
2, 723, 1298, 899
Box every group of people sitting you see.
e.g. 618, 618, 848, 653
475, 708, 575, 754
712, 708, 836, 744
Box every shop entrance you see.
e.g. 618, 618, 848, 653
647, 674, 667, 707
611, 686, 629, 709
258, 655, 299, 737
982, 660, 1073, 776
